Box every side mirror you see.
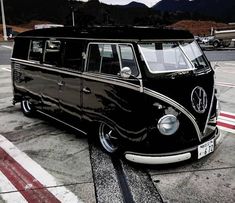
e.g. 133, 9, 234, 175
120, 67, 132, 79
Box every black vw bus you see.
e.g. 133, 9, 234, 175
11, 26, 221, 164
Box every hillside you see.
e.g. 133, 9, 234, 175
168, 20, 228, 36
153, 0, 235, 22
3, 0, 70, 25
1, 0, 235, 27
1, 0, 235, 40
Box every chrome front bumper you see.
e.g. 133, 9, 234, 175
124, 129, 222, 165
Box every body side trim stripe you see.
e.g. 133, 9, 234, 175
37, 110, 87, 135
144, 88, 202, 141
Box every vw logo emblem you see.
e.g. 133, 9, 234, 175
191, 86, 208, 114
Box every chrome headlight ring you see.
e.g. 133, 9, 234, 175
157, 114, 180, 136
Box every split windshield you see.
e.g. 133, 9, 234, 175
138, 41, 209, 73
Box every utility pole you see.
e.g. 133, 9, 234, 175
0, 0, 7, 41
68, 0, 76, 26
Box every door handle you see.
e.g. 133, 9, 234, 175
82, 87, 91, 94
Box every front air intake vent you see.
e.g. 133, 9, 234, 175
13, 63, 22, 83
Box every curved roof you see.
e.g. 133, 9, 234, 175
17, 26, 193, 41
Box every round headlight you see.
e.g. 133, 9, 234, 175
157, 115, 179, 136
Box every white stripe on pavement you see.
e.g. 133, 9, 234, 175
1, 45, 13, 50
217, 111, 235, 134
216, 82, 235, 88
0, 134, 82, 203
218, 126, 235, 134
221, 111, 235, 116
0, 65, 11, 72
224, 62, 235, 66
218, 116, 235, 124
1, 67, 11, 72
0, 172, 28, 203
0, 65, 11, 68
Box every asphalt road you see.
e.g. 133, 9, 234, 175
0, 42, 234, 203
0, 42, 12, 65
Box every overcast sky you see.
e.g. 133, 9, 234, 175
80, 0, 161, 7
100, 0, 161, 7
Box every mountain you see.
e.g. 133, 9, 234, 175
153, 0, 235, 22
3, 0, 70, 25
123, 1, 148, 9
1, 0, 234, 28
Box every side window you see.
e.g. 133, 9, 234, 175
119, 45, 139, 77
12, 38, 30, 60
87, 44, 102, 72
44, 40, 61, 66
63, 40, 84, 71
100, 44, 120, 75
28, 40, 44, 62
87, 44, 121, 76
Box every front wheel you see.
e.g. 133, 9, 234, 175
213, 40, 220, 48
98, 123, 119, 154
21, 98, 34, 117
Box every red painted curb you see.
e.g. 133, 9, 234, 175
217, 121, 235, 130
0, 147, 60, 203
220, 112, 235, 120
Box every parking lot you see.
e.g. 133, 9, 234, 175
0, 42, 234, 202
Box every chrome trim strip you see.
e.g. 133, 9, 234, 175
16, 36, 193, 42
82, 72, 140, 92
215, 129, 222, 146
144, 88, 202, 141
138, 39, 194, 42
125, 130, 220, 164
37, 110, 87, 135
11, 58, 82, 77
16, 36, 140, 42
203, 88, 215, 135
125, 152, 191, 164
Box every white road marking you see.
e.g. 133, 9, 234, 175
216, 81, 235, 88
223, 62, 235, 66
1, 45, 13, 50
0, 172, 28, 203
221, 110, 235, 116
219, 70, 235, 74
217, 111, 235, 134
218, 126, 235, 134
0, 134, 82, 203
0, 65, 11, 72
1, 67, 11, 72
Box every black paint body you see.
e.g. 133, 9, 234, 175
11, 26, 218, 155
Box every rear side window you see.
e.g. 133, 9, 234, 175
28, 40, 44, 62
87, 44, 121, 76
44, 40, 62, 66
63, 40, 84, 71
12, 38, 30, 60
87, 44, 102, 72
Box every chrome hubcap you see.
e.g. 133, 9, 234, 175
99, 123, 118, 153
22, 100, 32, 113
